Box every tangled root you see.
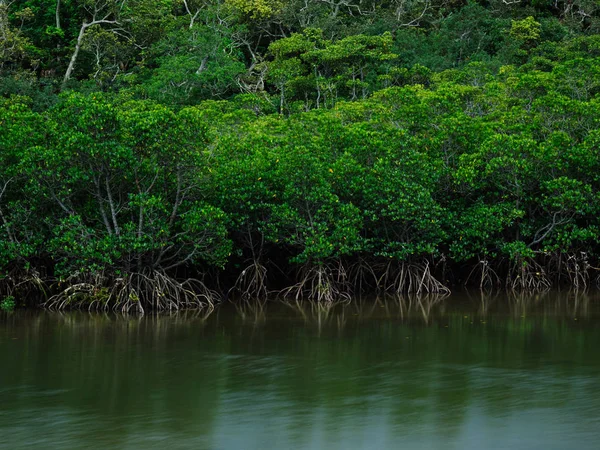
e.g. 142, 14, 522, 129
0, 268, 48, 302
347, 257, 379, 293
280, 262, 351, 303
464, 260, 501, 291
379, 261, 450, 295
43, 270, 219, 312
229, 261, 268, 300
507, 258, 551, 292
561, 252, 591, 290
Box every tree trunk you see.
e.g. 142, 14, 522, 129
62, 16, 119, 88
56, 0, 61, 29
62, 22, 88, 88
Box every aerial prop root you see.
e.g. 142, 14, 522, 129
551, 252, 593, 290
507, 257, 551, 292
379, 260, 450, 295
43, 270, 219, 312
0, 267, 48, 301
280, 261, 351, 303
347, 257, 379, 293
464, 259, 500, 291
229, 260, 268, 300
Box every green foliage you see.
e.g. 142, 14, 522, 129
0, 295, 16, 311
7, 92, 233, 280
510, 17, 542, 49
266, 29, 398, 110
3, 0, 600, 301
143, 25, 246, 104
225, 0, 283, 19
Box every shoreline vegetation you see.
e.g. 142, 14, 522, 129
2, 1, 600, 310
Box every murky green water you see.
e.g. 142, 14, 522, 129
1, 292, 600, 449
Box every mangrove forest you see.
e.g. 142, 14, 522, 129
2, 0, 600, 310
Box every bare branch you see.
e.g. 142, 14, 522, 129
397, 0, 432, 27
62, 1, 124, 87
529, 211, 572, 247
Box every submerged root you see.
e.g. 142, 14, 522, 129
347, 258, 379, 293
43, 281, 98, 311
564, 290, 590, 317
0, 268, 48, 302
233, 296, 268, 324
229, 261, 268, 300
387, 293, 449, 323
280, 262, 351, 303
464, 260, 500, 291
109, 271, 219, 313
44, 270, 219, 312
506, 290, 551, 316
562, 252, 591, 290
507, 258, 551, 292
379, 261, 450, 295
283, 298, 341, 330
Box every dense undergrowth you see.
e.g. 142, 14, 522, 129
2, 1, 600, 309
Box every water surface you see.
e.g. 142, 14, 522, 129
1, 291, 600, 449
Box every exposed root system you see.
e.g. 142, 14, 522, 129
347, 257, 379, 293
280, 262, 351, 303
547, 252, 594, 290
229, 261, 268, 300
507, 258, 551, 292
379, 261, 451, 295
464, 259, 501, 291
0, 268, 48, 302
43, 270, 219, 312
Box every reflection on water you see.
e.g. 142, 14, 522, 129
1, 292, 600, 449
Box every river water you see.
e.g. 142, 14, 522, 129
1, 291, 600, 449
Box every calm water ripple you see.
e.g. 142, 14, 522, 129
1, 292, 600, 449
